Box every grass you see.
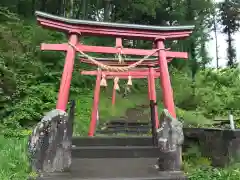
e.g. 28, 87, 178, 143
0, 136, 29, 180
0, 90, 149, 179
183, 146, 240, 180
142, 101, 214, 127
73, 90, 149, 136
0, 134, 239, 180
98, 90, 148, 120
0, 91, 239, 179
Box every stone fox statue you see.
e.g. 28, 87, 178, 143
28, 101, 75, 174
155, 109, 184, 171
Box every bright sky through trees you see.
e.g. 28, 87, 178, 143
207, 0, 240, 67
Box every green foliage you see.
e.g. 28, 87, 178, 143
171, 68, 240, 121
0, 2, 239, 180
0, 136, 29, 180
187, 164, 240, 180
0, 11, 61, 128
195, 68, 240, 117
3, 84, 57, 127
176, 108, 213, 127
73, 88, 150, 136
236, 119, 240, 128
183, 146, 240, 180
73, 93, 92, 136
0, 9, 240, 131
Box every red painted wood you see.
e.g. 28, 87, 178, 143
41, 43, 68, 51
41, 43, 188, 58
147, 75, 152, 102
88, 70, 102, 136
76, 44, 188, 58
112, 83, 116, 106
56, 35, 78, 111
116, 38, 122, 48
37, 17, 193, 40
156, 40, 176, 118
149, 68, 159, 128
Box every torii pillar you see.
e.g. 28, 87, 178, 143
155, 38, 176, 118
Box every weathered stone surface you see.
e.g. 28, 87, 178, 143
157, 109, 184, 151
156, 109, 184, 171
28, 102, 75, 174
228, 137, 240, 164
184, 128, 240, 167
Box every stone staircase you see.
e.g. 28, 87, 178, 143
97, 120, 151, 135
40, 136, 186, 180
32, 103, 186, 180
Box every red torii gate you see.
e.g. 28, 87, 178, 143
35, 11, 194, 137
81, 67, 161, 134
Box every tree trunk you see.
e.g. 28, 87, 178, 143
168, 0, 173, 25
104, 0, 112, 21
57, 0, 63, 15
31, 0, 36, 15
227, 28, 235, 67
213, 13, 219, 69
40, 0, 47, 12
81, 0, 87, 19
17, 0, 21, 15
69, 0, 74, 18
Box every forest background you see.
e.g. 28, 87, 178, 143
0, 0, 240, 179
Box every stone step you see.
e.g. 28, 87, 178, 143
72, 136, 153, 147
97, 121, 151, 135
39, 158, 186, 180
105, 120, 150, 126
99, 125, 151, 130
40, 178, 186, 180
71, 146, 160, 158
96, 129, 149, 135
100, 126, 150, 131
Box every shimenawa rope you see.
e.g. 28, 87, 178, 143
68, 43, 164, 72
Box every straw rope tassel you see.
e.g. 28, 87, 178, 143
127, 75, 132, 86
114, 77, 120, 91
100, 74, 107, 87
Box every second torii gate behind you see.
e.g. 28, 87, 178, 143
81, 67, 160, 140
81, 67, 161, 106
80, 57, 172, 107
